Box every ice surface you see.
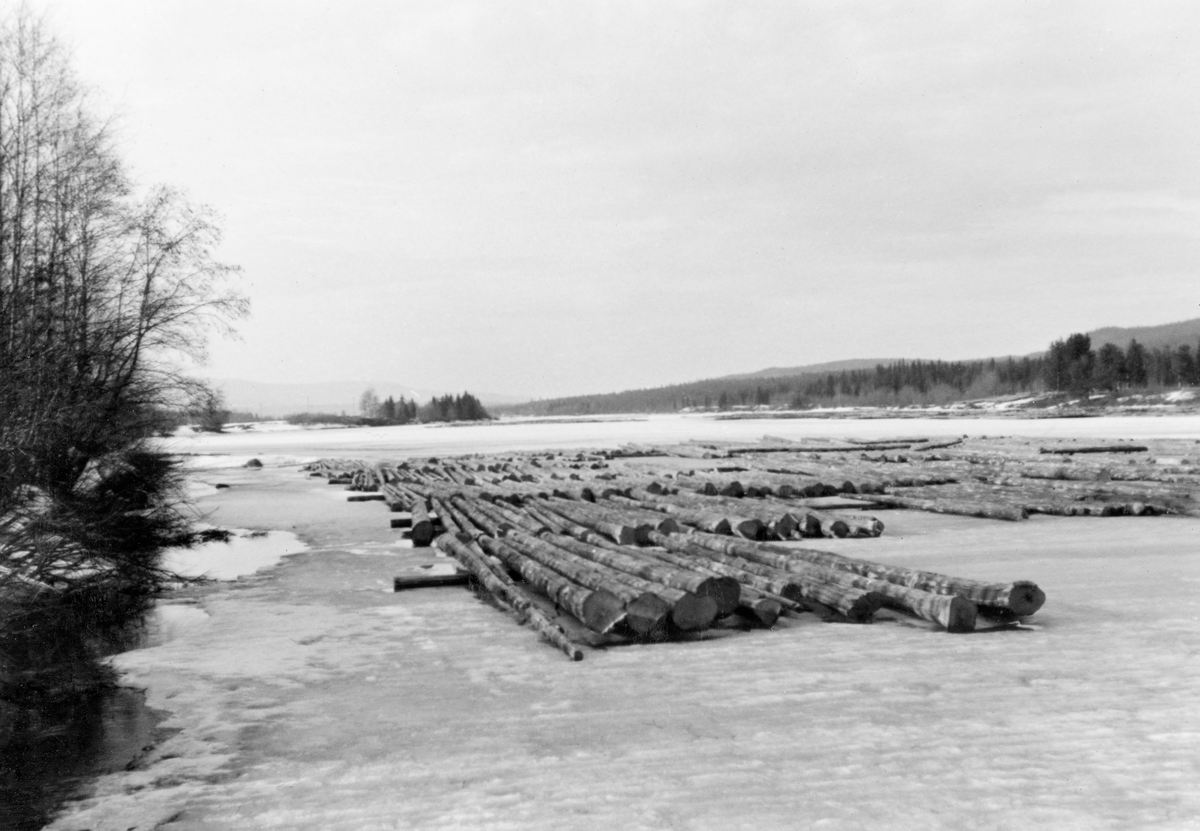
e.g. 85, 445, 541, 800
47, 415, 1200, 830
157, 413, 1200, 462
161, 530, 308, 580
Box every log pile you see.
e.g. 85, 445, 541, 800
319, 439, 1187, 657
296, 434, 1199, 657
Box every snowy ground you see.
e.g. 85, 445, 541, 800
161, 412, 1200, 466
47, 415, 1200, 830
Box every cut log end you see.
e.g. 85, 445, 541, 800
409, 520, 435, 547
581, 588, 632, 634
669, 592, 719, 632
942, 595, 978, 633
624, 592, 672, 636
1007, 583, 1047, 617
733, 519, 767, 540
697, 576, 742, 617
739, 598, 781, 628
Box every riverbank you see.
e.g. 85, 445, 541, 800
43, 415, 1200, 829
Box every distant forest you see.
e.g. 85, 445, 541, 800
285, 389, 491, 425
497, 334, 1200, 417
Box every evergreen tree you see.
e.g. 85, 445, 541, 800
1176, 345, 1197, 386
1094, 343, 1125, 391
1125, 340, 1148, 386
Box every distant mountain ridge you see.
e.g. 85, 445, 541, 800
729, 358, 907, 380
725, 317, 1200, 381
1084, 317, 1200, 352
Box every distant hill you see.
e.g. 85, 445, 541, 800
1085, 317, 1200, 352
729, 358, 904, 380
497, 315, 1200, 415
725, 317, 1200, 380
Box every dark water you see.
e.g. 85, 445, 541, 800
0, 686, 168, 831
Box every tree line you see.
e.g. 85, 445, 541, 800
1046, 334, 1200, 392
498, 331, 1200, 417
350, 388, 490, 424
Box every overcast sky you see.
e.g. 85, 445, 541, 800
29, 0, 1200, 399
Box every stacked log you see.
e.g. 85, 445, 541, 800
669, 532, 979, 632
649, 532, 885, 623
862, 492, 1030, 521
474, 533, 628, 635
623, 489, 766, 538
300, 437, 1141, 655
681, 533, 1041, 619
524, 504, 740, 618
434, 534, 586, 660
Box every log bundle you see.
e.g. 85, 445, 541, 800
298, 434, 1200, 657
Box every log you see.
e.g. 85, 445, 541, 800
524, 501, 615, 548
477, 535, 627, 634
617, 494, 732, 535
479, 526, 671, 638
910, 438, 964, 452
392, 571, 470, 591
440, 497, 489, 541
733, 592, 782, 627
381, 484, 413, 512
646, 531, 879, 620
473, 498, 552, 538
1040, 445, 1149, 455
524, 532, 719, 632
550, 498, 683, 536
431, 497, 462, 536
537, 500, 640, 545
435, 534, 586, 660
863, 493, 1029, 522
673, 532, 976, 631
551, 484, 596, 502
409, 500, 436, 547
682, 533, 1030, 622
453, 497, 514, 538
641, 490, 804, 540
528, 504, 731, 629
347, 494, 387, 502
626, 490, 766, 539
794, 508, 850, 538
635, 547, 782, 625
781, 506, 883, 538
531, 530, 735, 622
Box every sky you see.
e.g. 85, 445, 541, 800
24, 0, 1200, 399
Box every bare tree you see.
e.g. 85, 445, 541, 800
0, 6, 246, 579
359, 386, 380, 418
192, 385, 230, 433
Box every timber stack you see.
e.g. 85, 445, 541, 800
305, 434, 1200, 657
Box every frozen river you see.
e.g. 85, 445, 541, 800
161, 411, 1200, 465
47, 414, 1200, 830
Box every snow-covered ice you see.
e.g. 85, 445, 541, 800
47, 414, 1200, 830
157, 412, 1200, 462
